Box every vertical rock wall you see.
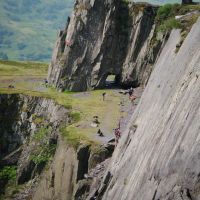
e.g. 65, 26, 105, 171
0, 94, 113, 200
0, 94, 70, 198
47, 0, 160, 91
91, 18, 200, 200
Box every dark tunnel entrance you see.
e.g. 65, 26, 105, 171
105, 74, 121, 89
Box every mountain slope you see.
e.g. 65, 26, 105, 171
0, 0, 74, 61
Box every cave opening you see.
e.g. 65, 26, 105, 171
104, 74, 121, 89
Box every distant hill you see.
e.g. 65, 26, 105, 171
0, 0, 74, 62
0, 0, 199, 62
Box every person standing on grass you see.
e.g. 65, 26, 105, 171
102, 92, 106, 101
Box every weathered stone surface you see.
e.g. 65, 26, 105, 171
77, 144, 91, 181
74, 179, 92, 200
0, 94, 69, 197
32, 139, 78, 200
47, 0, 160, 91
89, 144, 114, 170
0, 93, 115, 200
91, 18, 200, 200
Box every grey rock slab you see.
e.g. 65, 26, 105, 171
99, 18, 200, 200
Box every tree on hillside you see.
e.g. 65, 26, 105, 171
182, 0, 193, 4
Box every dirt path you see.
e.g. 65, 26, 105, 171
0, 76, 48, 92
93, 87, 144, 144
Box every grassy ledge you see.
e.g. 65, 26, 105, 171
0, 60, 122, 149
151, 3, 200, 52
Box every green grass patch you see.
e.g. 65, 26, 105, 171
156, 3, 180, 21
30, 144, 56, 165
0, 60, 48, 76
158, 18, 182, 32
156, 3, 183, 33
151, 3, 200, 52
61, 126, 95, 149
156, 3, 200, 32
0, 166, 17, 181
32, 126, 52, 142
32, 114, 45, 125
69, 111, 81, 124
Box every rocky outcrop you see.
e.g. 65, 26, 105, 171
0, 94, 68, 163
0, 94, 115, 200
32, 141, 85, 200
88, 18, 200, 200
0, 94, 69, 197
47, 0, 161, 91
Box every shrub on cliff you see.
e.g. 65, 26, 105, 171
156, 4, 180, 21
0, 166, 17, 181
158, 18, 182, 32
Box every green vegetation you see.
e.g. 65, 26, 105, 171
61, 126, 93, 149
121, 0, 129, 5
156, 3, 179, 20
0, 60, 48, 76
0, 184, 24, 200
32, 115, 45, 125
0, 168, 23, 200
152, 3, 200, 52
156, 3, 200, 33
0, 0, 73, 61
156, 4, 183, 32
32, 126, 52, 142
158, 18, 182, 32
0, 60, 48, 93
30, 144, 56, 165
0, 166, 17, 181
30, 123, 55, 165
69, 112, 81, 124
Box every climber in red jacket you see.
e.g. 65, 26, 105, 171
114, 128, 121, 147
65, 40, 72, 47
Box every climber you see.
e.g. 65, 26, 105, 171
65, 40, 72, 47
128, 87, 134, 97
97, 129, 104, 137
102, 92, 106, 101
129, 95, 138, 106
44, 79, 48, 87
129, 95, 137, 101
93, 116, 100, 125
114, 128, 121, 146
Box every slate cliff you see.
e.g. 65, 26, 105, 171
0, 94, 113, 200
88, 18, 200, 200
47, 0, 161, 91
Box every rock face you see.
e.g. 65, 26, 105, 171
47, 0, 160, 91
32, 142, 90, 200
0, 94, 69, 197
0, 94, 68, 164
89, 18, 200, 200
0, 94, 114, 200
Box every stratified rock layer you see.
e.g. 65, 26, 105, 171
47, 0, 159, 91
93, 18, 200, 200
